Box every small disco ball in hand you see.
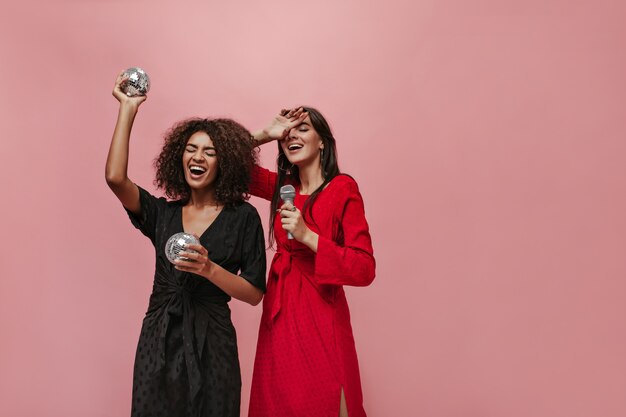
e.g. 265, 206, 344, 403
165, 232, 200, 264
121, 67, 150, 96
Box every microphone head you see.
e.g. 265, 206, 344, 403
279, 184, 296, 202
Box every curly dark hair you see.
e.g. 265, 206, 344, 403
154, 118, 257, 206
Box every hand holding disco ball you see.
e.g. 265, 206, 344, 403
165, 232, 201, 264
121, 67, 150, 97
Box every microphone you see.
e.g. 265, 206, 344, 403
279, 184, 296, 240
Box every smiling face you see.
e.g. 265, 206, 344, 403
182, 131, 219, 190
280, 115, 324, 167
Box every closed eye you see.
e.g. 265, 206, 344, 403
185, 145, 216, 156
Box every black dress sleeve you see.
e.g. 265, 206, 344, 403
238, 206, 267, 292
124, 185, 167, 245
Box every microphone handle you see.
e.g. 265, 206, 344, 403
284, 198, 294, 240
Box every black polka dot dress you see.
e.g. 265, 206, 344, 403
125, 187, 266, 417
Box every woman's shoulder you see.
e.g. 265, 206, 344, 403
225, 201, 263, 231
326, 173, 360, 193
229, 200, 262, 217
138, 185, 181, 209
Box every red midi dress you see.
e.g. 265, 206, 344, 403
248, 166, 376, 417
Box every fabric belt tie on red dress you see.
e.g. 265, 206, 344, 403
268, 247, 315, 322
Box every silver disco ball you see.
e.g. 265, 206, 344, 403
165, 232, 200, 264
121, 67, 150, 97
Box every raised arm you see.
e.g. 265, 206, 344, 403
247, 108, 307, 200
105, 72, 147, 215
251, 107, 308, 146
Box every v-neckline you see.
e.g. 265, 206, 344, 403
179, 204, 225, 241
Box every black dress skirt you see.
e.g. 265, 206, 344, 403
125, 187, 266, 417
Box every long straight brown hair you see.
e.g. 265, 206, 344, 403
268, 106, 340, 248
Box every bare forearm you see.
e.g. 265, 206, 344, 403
251, 129, 275, 146
106, 104, 139, 184
203, 262, 263, 305
105, 103, 141, 213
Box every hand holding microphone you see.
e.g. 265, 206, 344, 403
278, 184, 320, 251
279, 185, 297, 239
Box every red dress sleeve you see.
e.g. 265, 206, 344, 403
314, 177, 376, 287
250, 164, 277, 201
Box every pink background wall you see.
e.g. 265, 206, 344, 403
1, 1, 625, 416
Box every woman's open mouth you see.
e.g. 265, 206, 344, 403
287, 143, 303, 152
188, 165, 207, 179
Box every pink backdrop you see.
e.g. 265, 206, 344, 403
1, 1, 625, 416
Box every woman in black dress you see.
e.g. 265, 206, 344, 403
105, 72, 266, 417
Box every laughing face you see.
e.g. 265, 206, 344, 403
182, 131, 219, 190
280, 115, 324, 167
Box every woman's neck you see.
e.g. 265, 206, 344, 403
297, 163, 324, 195
188, 187, 219, 208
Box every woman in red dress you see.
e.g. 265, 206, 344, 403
248, 107, 376, 417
